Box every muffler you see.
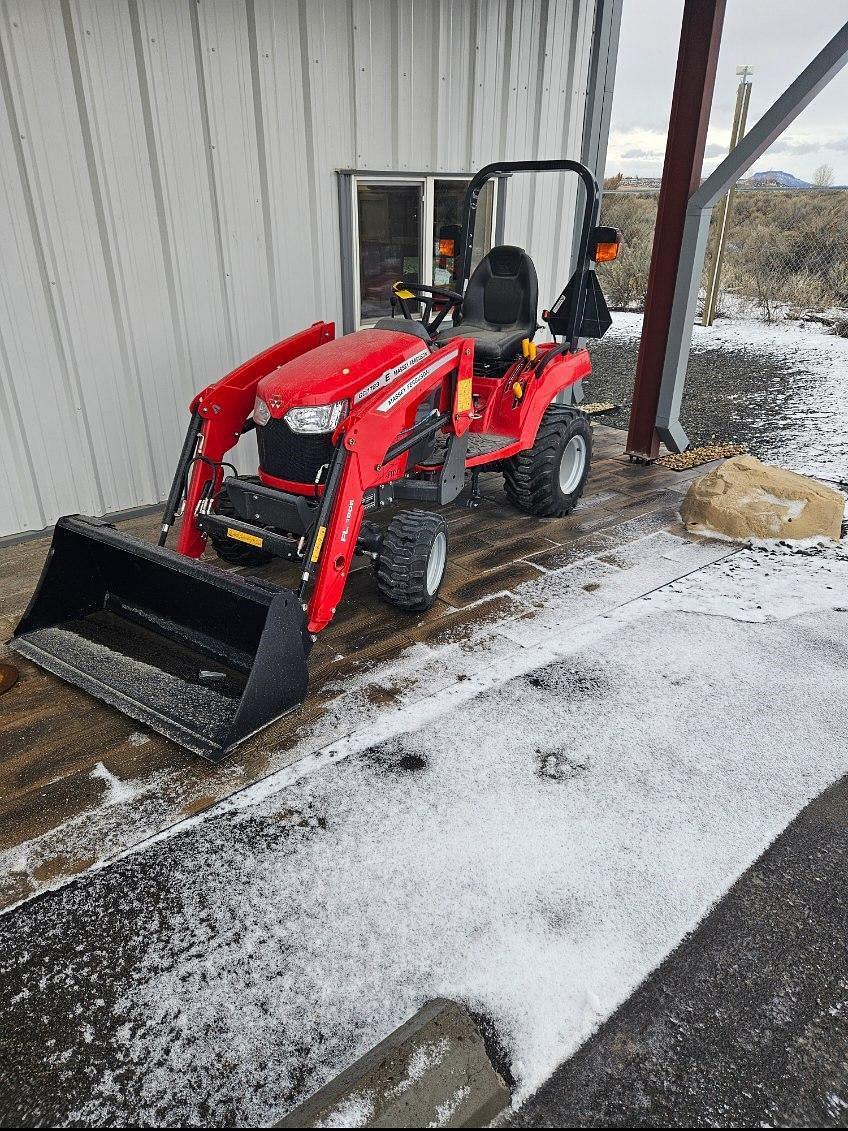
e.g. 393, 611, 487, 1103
10, 516, 311, 761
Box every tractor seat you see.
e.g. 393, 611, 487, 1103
436, 245, 538, 365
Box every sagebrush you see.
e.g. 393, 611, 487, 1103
596, 189, 848, 321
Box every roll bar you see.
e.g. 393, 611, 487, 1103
458, 159, 600, 354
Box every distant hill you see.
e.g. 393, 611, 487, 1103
749, 170, 812, 189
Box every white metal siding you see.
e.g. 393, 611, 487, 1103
0, 0, 595, 538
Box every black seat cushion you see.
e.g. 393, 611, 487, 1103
436, 245, 538, 364
438, 324, 532, 364
373, 317, 433, 344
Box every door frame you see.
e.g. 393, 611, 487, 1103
351, 175, 426, 331
337, 170, 502, 333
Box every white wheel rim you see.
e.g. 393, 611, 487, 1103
426, 530, 447, 594
559, 435, 587, 495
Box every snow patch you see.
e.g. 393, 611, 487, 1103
387, 1038, 449, 1099
316, 1091, 375, 1128
430, 1085, 470, 1126
662, 540, 848, 623
89, 763, 144, 807
732, 490, 809, 536
756, 492, 807, 521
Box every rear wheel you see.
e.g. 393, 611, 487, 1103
376, 510, 448, 612
207, 478, 274, 567
504, 406, 592, 516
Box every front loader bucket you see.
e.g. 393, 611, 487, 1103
10, 516, 311, 761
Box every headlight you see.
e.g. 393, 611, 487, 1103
253, 395, 271, 427
284, 400, 347, 434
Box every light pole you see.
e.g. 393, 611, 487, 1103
701, 66, 754, 326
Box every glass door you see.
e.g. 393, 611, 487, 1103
349, 174, 496, 328
431, 178, 494, 292
356, 179, 424, 323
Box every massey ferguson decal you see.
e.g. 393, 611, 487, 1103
376, 349, 460, 413
352, 348, 430, 405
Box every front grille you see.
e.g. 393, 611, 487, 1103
257, 418, 336, 484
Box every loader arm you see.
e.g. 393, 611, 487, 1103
303, 339, 475, 634
171, 321, 334, 557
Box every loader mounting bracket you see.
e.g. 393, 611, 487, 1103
223, 476, 319, 537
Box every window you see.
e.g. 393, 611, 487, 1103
432, 178, 494, 294
357, 181, 422, 322
351, 175, 496, 327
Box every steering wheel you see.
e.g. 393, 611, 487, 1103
390, 281, 463, 334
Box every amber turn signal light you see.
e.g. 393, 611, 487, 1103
590, 225, 623, 264
594, 241, 620, 263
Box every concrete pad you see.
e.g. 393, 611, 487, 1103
510, 771, 848, 1127
276, 998, 509, 1128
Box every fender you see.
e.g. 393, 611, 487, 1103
466, 346, 592, 466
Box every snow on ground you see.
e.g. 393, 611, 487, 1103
9, 538, 845, 1126
1, 524, 729, 911
593, 312, 848, 485
88, 762, 148, 807
662, 539, 848, 622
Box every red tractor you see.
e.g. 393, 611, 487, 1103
12, 160, 620, 760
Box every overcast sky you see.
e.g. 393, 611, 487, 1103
605, 0, 848, 183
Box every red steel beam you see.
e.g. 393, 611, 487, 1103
626, 0, 726, 458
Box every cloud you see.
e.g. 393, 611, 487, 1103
605, 0, 848, 181
767, 138, 824, 157
607, 127, 669, 167
828, 137, 848, 153
606, 121, 848, 183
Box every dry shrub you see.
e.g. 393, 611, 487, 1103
597, 188, 848, 318
595, 193, 657, 309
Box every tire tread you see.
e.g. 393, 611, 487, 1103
376, 510, 447, 611
503, 405, 592, 516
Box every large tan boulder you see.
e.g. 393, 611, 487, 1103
680, 455, 844, 541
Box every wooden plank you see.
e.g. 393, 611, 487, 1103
0, 427, 715, 912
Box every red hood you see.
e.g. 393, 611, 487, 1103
255, 327, 432, 418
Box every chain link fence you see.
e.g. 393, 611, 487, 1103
596, 187, 848, 335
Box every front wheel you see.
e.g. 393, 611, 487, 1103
376, 510, 448, 612
504, 406, 592, 517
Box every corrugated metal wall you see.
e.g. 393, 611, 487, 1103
0, 0, 595, 538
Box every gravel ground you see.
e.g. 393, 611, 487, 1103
586, 313, 848, 486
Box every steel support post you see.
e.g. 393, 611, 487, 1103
626, 0, 726, 459
656, 18, 848, 451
